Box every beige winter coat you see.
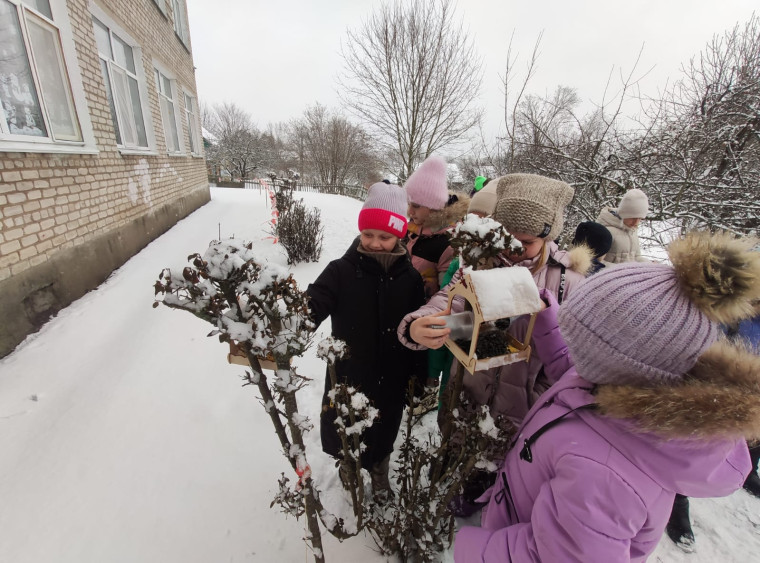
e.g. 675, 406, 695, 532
597, 207, 647, 263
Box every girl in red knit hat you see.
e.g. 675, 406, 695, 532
306, 182, 427, 502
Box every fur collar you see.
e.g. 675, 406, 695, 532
564, 244, 593, 276
595, 339, 760, 440
422, 193, 471, 232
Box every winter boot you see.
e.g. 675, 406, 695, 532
369, 455, 393, 505
666, 494, 696, 553
743, 444, 760, 498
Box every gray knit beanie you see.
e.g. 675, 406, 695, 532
617, 188, 649, 219
492, 174, 574, 239
358, 182, 408, 237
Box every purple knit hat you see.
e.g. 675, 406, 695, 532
404, 156, 449, 210
558, 262, 720, 386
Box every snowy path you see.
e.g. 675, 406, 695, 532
0, 187, 757, 562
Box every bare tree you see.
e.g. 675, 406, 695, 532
631, 14, 760, 237
289, 105, 381, 185
206, 102, 270, 180
339, 0, 483, 179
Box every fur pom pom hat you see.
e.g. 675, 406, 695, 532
492, 174, 574, 240
358, 182, 408, 238
617, 188, 649, 219
558, 232, 760, 388
404, 156, 449, 210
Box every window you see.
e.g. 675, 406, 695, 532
93, 16, 149, 149
183, 92, 201, 155
172, 0, 189, 46
0, 0, 83, 144
154, 69, 180, 153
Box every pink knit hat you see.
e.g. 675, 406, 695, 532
358, 182, 408, 238
404, 156, 449, 210
558, 262, 720, 386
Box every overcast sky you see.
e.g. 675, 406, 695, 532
185, 0, 757, 148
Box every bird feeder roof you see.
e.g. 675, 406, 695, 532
464, 266, 543, 320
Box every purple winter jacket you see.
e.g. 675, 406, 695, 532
454, 295, 751, 563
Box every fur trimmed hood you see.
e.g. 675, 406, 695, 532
542, 372, 751, 498
595, 339, 760, 440
421, 192, 471, 233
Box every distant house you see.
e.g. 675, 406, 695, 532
446, 162, 464, 191
0, 0, 209, 357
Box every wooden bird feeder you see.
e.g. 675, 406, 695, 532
227, 341, 283, 371
444, 267, 544, 375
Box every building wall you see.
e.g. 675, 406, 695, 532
0, 0, 210, 357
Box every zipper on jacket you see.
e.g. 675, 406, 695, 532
493, 471, 517, 521
519, 403, 596, 463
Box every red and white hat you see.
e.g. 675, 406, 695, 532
358, 182, 408, 238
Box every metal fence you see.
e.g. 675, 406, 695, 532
242, 178, 366, 202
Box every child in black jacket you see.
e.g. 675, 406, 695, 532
306, 182, 427, 500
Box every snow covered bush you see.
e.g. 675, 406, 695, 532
449, 214, 522, 269
154, 239, 350, 563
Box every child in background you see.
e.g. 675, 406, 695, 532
470, 175, 490, 197
306, 182, 427, 502
404, 155, 470, 413
405, 155, 469, 300
597, 188, 650, 263
572, 221, 613, 275
434, 178, 500, 410
400, 174, 592, 514
455, 231, 760, 563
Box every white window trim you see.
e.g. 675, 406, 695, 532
171, 0, 190, 48
153, 59, 185, 156
151, 0, 168, 17
90, 1, 156, 154
0, 0, 97, 154
181, 88, 203, 157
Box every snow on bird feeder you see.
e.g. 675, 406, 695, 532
443, 266, 543, 374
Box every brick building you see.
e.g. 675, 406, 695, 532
0, 0, 209, 357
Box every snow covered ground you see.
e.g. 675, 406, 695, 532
1, 187, 757, 562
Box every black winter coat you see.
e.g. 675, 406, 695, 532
306, 237, 428, 468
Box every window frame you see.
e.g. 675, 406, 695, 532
0, 0, 96, 154
182, 90, 202, 157
153, 63, 184, 155
151, 0, 168, 17
171, 0, 190, 48
91, 3, 156, 155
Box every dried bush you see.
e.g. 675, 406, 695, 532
276, 198, 325, 265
